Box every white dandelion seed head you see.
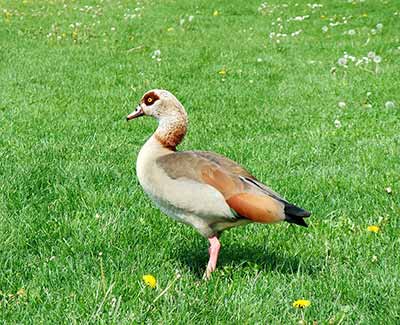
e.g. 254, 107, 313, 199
367, 51, 376, 59
151, 49, 161, 59
348, 29, 356, 35
322, 26, 328, 32
376, 23, 383, 30
334, 119, 342, 128
373, 55, 382, 63
338, 101, 346, 109
188, 15, 194, 22
370, 28, 377, 35
385, 101, 395, 109
338, 57, 347, 66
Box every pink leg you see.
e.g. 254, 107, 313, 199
204, 236, 221, 279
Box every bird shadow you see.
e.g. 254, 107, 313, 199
174, 241, 320, 279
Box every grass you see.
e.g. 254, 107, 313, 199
1, 0, 400, 323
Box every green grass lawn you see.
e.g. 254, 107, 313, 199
1, 0, 400, 323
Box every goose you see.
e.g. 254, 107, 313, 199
127, 89, 311, 278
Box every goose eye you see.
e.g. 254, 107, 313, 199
147, 98, 153, 104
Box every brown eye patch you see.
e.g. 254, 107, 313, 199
142, 91, 160, 106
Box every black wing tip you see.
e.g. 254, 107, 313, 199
284, 203, 311, 227
284, 204, 311, 218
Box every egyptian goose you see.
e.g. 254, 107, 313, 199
127, 89, 311, 278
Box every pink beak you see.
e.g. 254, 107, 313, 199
126, 106, 144, 121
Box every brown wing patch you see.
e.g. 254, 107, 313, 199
200, 166, 242, 199
226, 193, 285, 223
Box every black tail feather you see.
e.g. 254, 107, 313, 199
284, 203, 311, 227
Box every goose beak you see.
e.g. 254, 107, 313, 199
126, 106, 144, 121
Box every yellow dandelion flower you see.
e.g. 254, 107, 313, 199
5, 10, 12, 20
218, 69, 226, 76
367, 225, 380, 233
213, 10, 219, 17
167, 27, 174, 32
293, 299, 311, 308
142, 274, 157, 288
17, 288, 26, 297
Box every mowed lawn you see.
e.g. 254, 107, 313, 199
1, 0, 399, 323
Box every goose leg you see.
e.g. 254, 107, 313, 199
204, 236, 221, 279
